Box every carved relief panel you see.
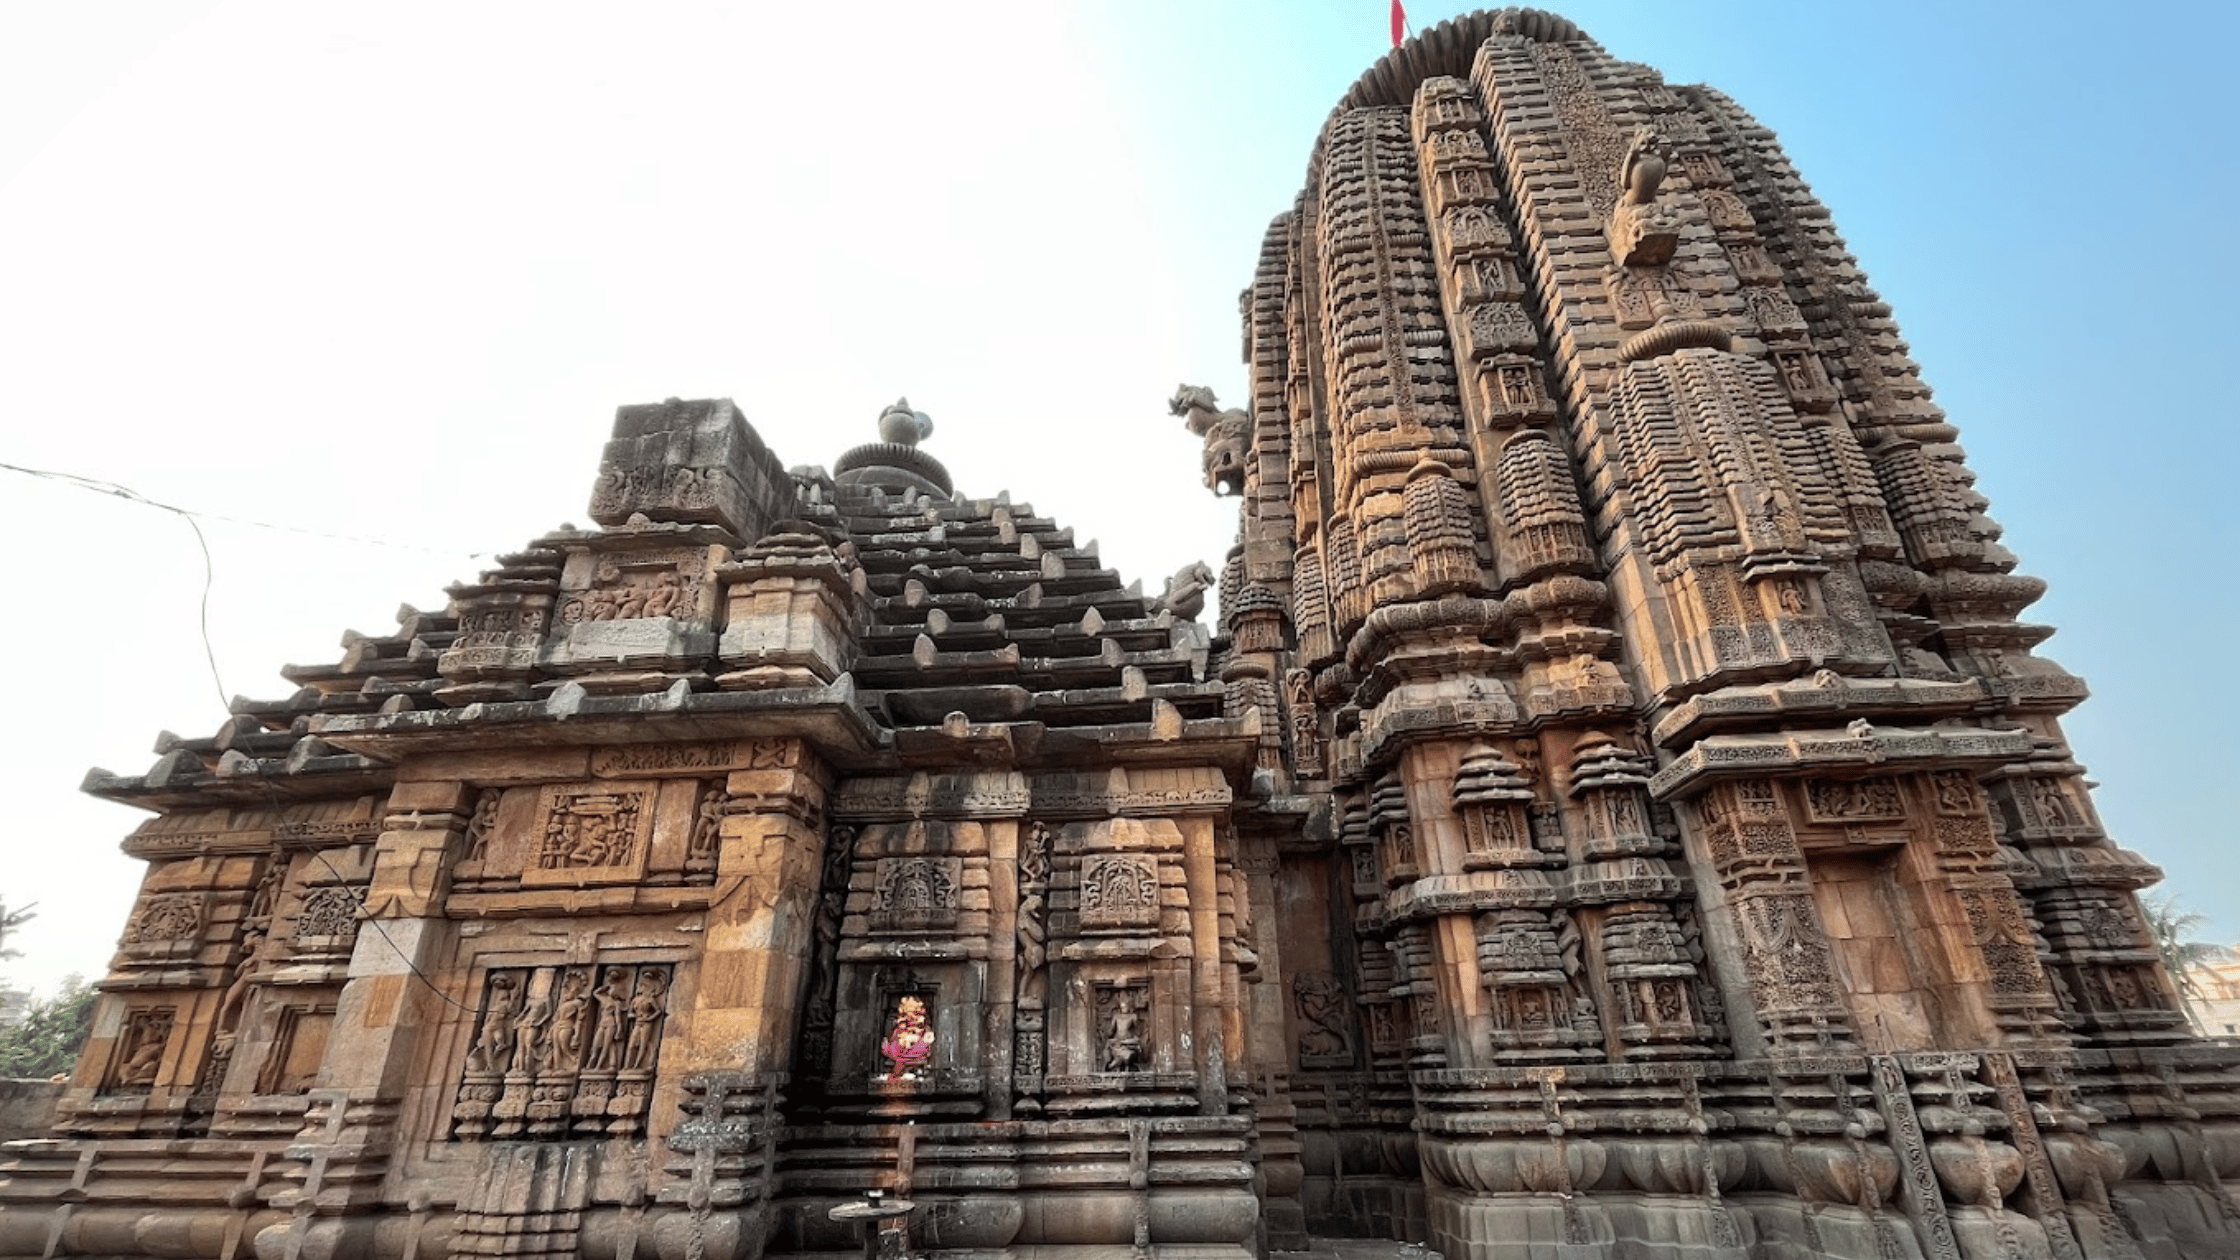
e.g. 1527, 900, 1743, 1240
557, 548, 711, 626
1077, 855, 1161, 931
105, 1007, 176, 1094
872, 857, 963, 933
522, 783, 657, 886
452, 962, 674, 1141
120, 894, 203, 956
290, 884, 362, 959
1091, 979, 1151, 1074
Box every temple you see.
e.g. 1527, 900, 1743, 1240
5, 8, 2239, 1260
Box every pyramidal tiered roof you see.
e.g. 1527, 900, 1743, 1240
86, 396, 1246, 808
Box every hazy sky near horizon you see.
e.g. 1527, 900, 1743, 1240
2, 0, 2234, 999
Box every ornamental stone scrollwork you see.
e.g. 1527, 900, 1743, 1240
122, 894, 202, 945
1015, 821, 1052, 1091
872, 857, 962, 933
293, 885, 361, 945
452, 962, 673, 1141
1735, 893, 1845, 1026
1958, 888, 2052, 1000
1079, 855, 1161, 930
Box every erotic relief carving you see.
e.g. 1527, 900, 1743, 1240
462, 788, 501, 863
1079, 854, 1162, 930
558, 552, 706, 625
1805, 777, 1905, 824
1933, 771, 1981, 815
108, 1007, 174, 1093
523, 783, 656, 884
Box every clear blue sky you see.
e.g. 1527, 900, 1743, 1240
0, 1, 2232, 994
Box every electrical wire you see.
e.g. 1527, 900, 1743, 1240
0, 460, 494, 559
2, 458, 492, 1015
1, 458, 489, 713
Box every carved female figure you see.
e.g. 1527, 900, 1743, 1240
584, 967, 631, 1071
622, 969, 668, 1071
469, 975, 522, 1074
548, 970, 589, 1071
511, 980, 554, 1076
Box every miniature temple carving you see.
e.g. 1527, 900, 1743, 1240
7, 10, 2235, 1260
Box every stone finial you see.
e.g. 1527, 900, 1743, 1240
877, 398, 933, 447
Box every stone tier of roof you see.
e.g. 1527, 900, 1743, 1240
85, 407, 1244, 809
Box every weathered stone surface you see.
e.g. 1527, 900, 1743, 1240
8, 11, 2236, 1260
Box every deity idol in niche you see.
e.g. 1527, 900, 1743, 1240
881, 995, 934, 1078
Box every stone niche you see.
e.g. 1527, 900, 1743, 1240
828, 962, 987, 1097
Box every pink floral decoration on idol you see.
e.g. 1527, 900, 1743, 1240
881, 995, 934, 1077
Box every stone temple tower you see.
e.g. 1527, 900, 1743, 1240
1190, 6, 2240, 1258
6, 8, 2240, 1260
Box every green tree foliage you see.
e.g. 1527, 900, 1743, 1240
0, 976, 95, 1079
2143, 893, 2233, 1033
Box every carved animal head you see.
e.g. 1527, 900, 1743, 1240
1200, 414, 1249, 495
1168, 383, 1220, 424
1169, 385, 1248, 494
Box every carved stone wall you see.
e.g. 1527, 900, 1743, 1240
1203, 8, 2240, 1259
8, 12, 2236, 1260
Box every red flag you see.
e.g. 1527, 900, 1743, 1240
1391, 1, 1407, 48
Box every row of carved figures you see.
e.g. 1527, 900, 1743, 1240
452, 963, 671, 1139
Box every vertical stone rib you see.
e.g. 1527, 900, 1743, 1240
1315, 106, 1469, 634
